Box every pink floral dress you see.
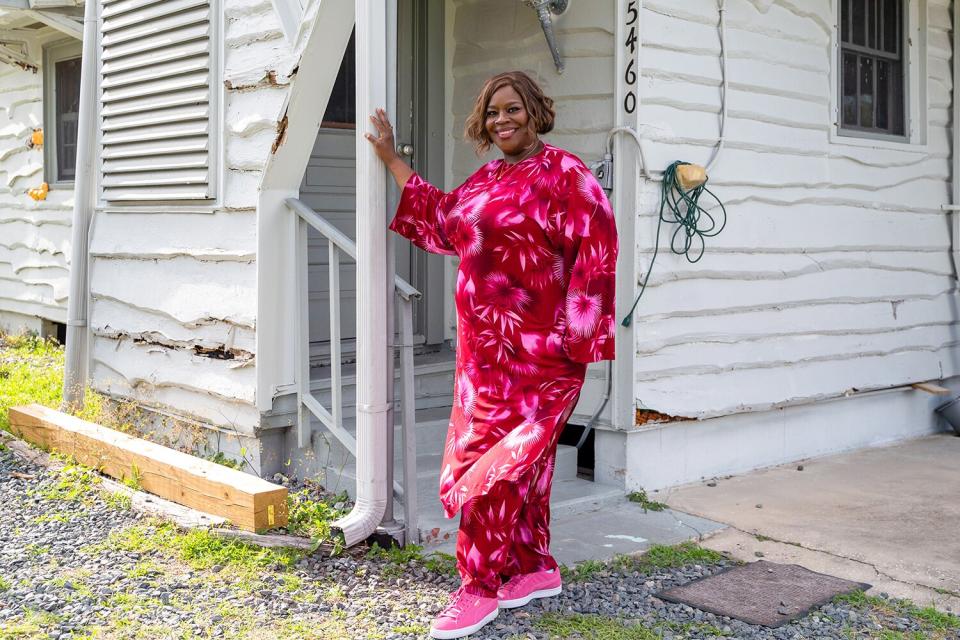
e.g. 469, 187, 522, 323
389, 143, 618, 520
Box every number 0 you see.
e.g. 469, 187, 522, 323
624, 92, 636, 113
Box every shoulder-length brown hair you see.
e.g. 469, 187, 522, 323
464, 71, 556, 155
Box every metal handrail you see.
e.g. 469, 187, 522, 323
287, 198, 421, 300
286, 197, 421, 543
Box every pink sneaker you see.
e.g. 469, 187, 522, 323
497, 568, 562, 608
429, 587, 499, 639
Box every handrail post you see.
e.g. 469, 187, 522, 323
328, 240, 343, 439
295, 216, 311, 449
398, 295, 418, 544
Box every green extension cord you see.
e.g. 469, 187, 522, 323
621, 160, 728, 327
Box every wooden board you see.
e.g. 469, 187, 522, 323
8, 404, 287, 532
911, 382, 951, 395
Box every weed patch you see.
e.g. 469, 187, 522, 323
834, 590, 960, 640
626, 488, 667, 512
96, 519, 303, 576
286, 484, 350, 545
366, 542, 459, 579
537, 613, 660, 639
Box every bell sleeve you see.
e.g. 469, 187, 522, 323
558, 165, 619, 363
389, 172, 460, 257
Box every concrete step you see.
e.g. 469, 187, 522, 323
310, 352, 456, 418
418, 477, 626, 546
319, 443, 618, 545
325, 443, 579, 497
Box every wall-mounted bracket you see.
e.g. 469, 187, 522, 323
523, 0, 568, 73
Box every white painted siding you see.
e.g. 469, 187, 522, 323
632, 0, 958, 418
0, 23, 71, 327
445, 0, 616, 338
88, 0, 300, 433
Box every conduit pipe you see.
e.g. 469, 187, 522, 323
947, 4, 960, 281
331, 0, 390, 547
62, 0, 98, 409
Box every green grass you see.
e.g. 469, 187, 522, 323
0, 334, 105, 433
0, 576, 9, 591
626, 488, 668, 512
562, 542, 727, 583
536, 613, 660, 640
96, 519, 303, 575
0, 609, 65, 640
834, 590, 960, 640
31, 457, 100, 504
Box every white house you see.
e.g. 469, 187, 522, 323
0, 0, 956, 545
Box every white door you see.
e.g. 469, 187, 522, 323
304, 13, 445, 364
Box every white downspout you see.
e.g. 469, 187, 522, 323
332, 0, 390, 547
62, 0, 98, 409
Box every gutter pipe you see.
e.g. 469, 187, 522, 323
62, 0, 97, 409
331, 0, 390, 547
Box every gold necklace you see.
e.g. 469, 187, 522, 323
495, 140, 543, 180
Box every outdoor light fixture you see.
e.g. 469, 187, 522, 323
523, 0, 568, 73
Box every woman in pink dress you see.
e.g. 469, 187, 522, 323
366, 70, 618, 639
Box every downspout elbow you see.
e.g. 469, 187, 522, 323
331, 403, 391, 547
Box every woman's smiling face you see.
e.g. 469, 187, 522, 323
484, 84, 538, 158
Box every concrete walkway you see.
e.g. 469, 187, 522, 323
662, 434, 960, 612
432, 499, 725, 567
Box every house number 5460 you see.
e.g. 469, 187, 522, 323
623, 1, 638, 114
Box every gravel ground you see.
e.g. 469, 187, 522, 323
2, 444, 958, 640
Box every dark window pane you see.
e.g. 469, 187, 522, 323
841, 0, 851, 44
876, 59, 889, 130
889, 60, 905, 135
842, 52, 858, 127
867, 0, 875, 49
322, 30, 356, 125
55, 57, 81, 181
859, 55, 874, 129
883, 0, 898, 53
852, 0, 866, 46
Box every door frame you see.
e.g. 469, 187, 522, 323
396, 0, 446, 346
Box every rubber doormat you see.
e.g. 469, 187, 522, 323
656, 560, 871, 627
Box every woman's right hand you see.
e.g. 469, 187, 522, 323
365, 108, 399, 164
365, 108, 414, 188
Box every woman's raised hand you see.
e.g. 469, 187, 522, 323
365, 108, 414, 188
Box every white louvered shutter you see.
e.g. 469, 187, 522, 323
99, 0, 215, 202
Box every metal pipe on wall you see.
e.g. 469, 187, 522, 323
332, 0, 390, 547
62, 0, 98, 409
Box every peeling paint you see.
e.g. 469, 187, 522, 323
224, 69, 282, 92
635, 408, 690, 427
94, 329, 254, 362
271, 113, 288, 154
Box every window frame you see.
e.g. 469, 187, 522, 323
830, 0, 928, 152
42, 38, 82, 188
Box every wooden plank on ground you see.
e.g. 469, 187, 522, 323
911, 382, 951, 395
8, 404, 288, 532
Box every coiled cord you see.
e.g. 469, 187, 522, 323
621, 161, 727, 327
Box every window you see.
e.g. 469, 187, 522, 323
43, 40, 82, 184
321, 30, 356, 128
839, 0, 906, 138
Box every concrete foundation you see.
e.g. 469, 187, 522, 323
0, 310, 55, 338
610, 382, 956, 492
